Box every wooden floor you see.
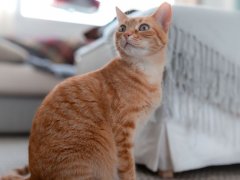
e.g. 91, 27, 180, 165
137, 164, 240, 180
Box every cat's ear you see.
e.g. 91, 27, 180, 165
152, 2, 172, 33
116, 7, 128, 23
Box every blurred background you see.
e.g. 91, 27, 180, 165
0, 0, 240, 178
0, 0, 239, 40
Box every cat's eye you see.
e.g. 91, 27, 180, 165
139, 24, 150, 31
118, 24, 127, 32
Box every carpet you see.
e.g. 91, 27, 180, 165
137, 164, 240, 180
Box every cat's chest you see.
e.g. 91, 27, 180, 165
141, 87, 161, 111
122, 84, 161, 112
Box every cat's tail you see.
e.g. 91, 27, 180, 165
0, 166, 30, 180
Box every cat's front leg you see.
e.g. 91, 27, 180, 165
115, 128, 136, 180
117, 143, 136, 180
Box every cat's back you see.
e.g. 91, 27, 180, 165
31, 68, 107, 135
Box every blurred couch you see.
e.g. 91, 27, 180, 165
75, 6, 240, 173
0, 38, 63, 133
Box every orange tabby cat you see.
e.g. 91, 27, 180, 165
1, 2, 172, 180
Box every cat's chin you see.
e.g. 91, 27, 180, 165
124, 50, 150, 58
124, 42, 135, 49
118, 40, 151, 57
122, 40, 140, 49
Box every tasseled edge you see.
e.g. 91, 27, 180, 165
166, 25, 240, 117
160, 25, 240, 146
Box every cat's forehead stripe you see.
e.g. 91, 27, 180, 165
123, 17, 147, 27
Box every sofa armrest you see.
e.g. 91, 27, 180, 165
75, 38, 116, 75
0, 38, 29, 63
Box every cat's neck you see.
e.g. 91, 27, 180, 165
121, 48, 166, 85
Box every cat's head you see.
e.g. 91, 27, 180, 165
115, 2, 172, 58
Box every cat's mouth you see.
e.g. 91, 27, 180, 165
124, 42, 133, 48
124, 42, 138, 49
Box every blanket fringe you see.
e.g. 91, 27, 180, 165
162, 25, 240, 147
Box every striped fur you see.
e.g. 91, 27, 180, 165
1, 3, 172, 180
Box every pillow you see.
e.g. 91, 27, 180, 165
0, 38, 29, 63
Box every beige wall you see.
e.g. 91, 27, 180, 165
175, 0, 199, 5
200, 0, 235, 9
175, 0, 236, 10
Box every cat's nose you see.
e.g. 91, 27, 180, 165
124, 31, 133, 39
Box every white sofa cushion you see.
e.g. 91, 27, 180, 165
0, 63, 63, 96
